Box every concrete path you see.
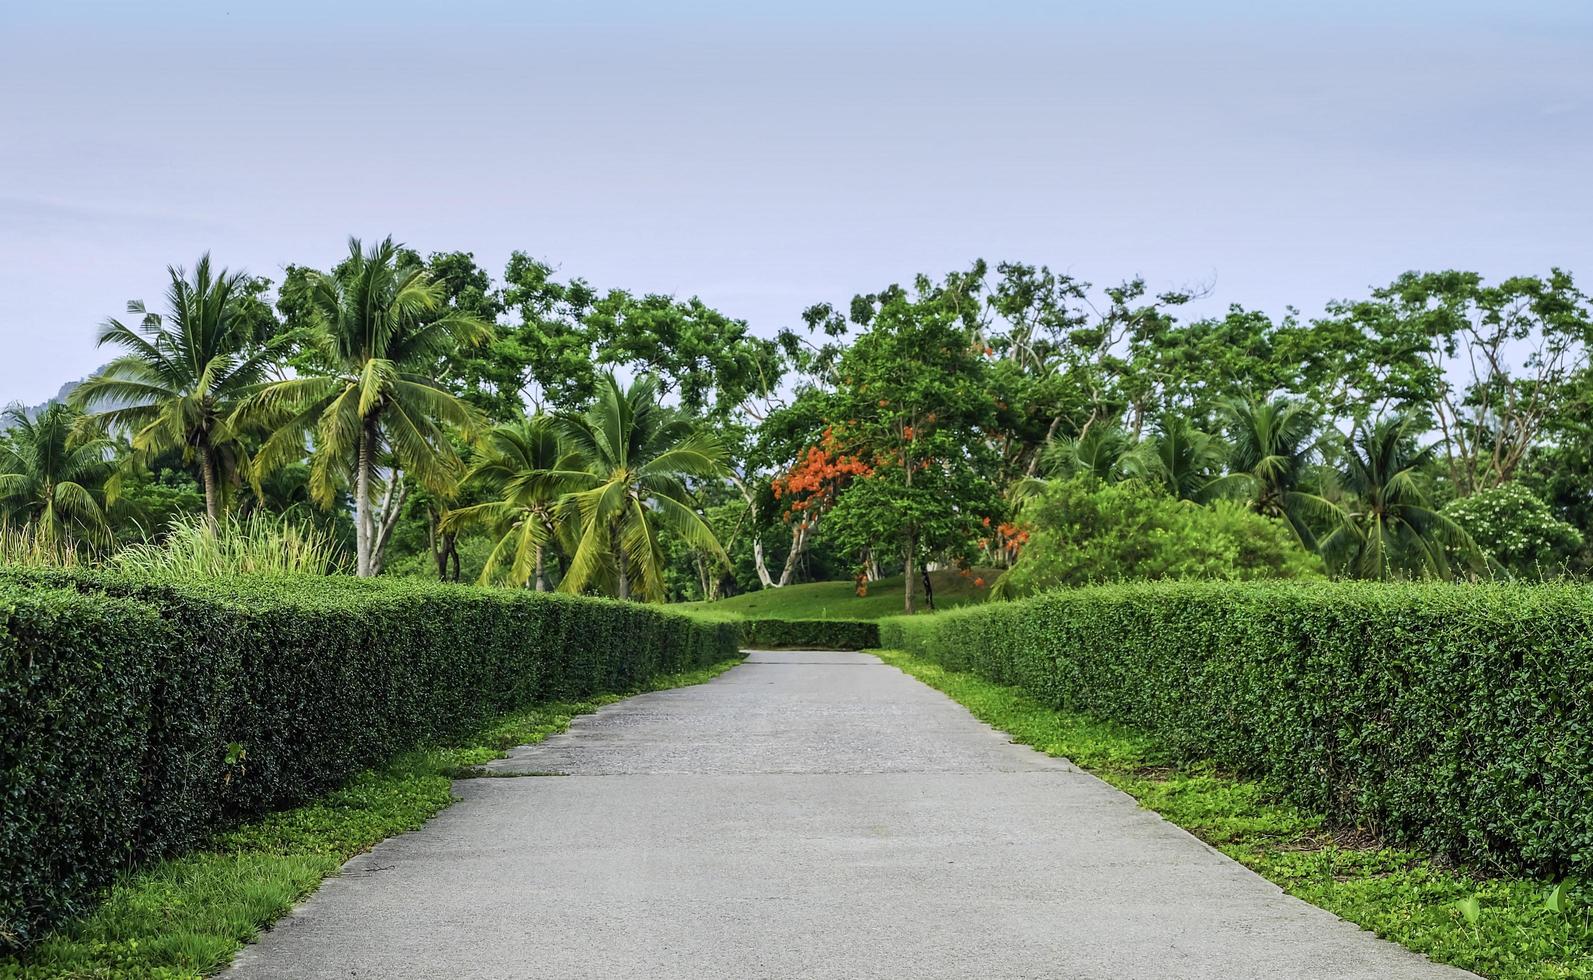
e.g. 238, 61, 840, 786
226, 651, 1475, 979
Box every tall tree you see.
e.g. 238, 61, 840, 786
445, 416, 580, 590
1125, 416, 1226, 502
1213, 396, 1343, 549
1321, 415, 1482, 580
0, 405, 118, 549
245, 237, 491, 577
585, 291, 786, 422
497, 251, 600, 412
554, 374, 730, 601
72, 254, 276, 520
821, 269, 1000, 613
1318, 269, 1592, 493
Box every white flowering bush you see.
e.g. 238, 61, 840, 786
1443, 482, 1583, 579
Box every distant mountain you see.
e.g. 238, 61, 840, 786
2, 378, 85, 424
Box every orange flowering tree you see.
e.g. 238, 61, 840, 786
817, 270, 1002, 613
765, 427, 873, 587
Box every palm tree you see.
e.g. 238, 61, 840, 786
1125, 416, 1226, 501
244, 237, 492, 577
444, 416, 581, 590
0, 405, 118, 550
72, 254, 275, 520
1009, 423, 1135, 504
555, 373, 730, 601
1042, 424, 1136, 482
1213, 396, 1344, 549
1321, 415, 1483, 580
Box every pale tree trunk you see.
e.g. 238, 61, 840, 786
752, 536, 775, 588
694, 553, 711, 599
776, 519, 811, 587
860, 547, 882, 582
355, 423, 375, 577
370, 474, 406, 577
199, 443, 220, 522
612, 519, 630, 600
731, 475, 776, 589
533, 543, 547, 592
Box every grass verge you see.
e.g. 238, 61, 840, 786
1, 657, 743, 980
874, 649, 1593, 980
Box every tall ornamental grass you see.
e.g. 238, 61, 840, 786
107, 514, 348, 578
0, 521, 83, 568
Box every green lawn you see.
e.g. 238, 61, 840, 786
678, 568, 996, 621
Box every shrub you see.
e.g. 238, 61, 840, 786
738, 618, 880, 649
995, 477, 1322, 596
880, 581, 1593, 876
0, 569, 738, 951
1443, 482, 1584, 579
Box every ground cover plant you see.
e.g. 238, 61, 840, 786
875, 649, 1593, 979
0, 658, 740, 979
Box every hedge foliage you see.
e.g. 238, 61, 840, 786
880, 582, 1593, 876
736, 618, 880, 650
0, 569, 738, 951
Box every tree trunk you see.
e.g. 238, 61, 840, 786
199, 443, 220, 522
752, 536, 775, 588
777, 520, 809, 587
355, 423, 374, 577
731, 475, 776, 589
433, 529, 458, 582
694, 552, 711, 599
903, 536, 917, 614
370, 475, 406, 578
613, 520, 630, 600
534, 543, 547, 592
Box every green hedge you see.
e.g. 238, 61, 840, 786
0, 570, 738, 951
880, 582, 1593, 876
737, 618, 880, 650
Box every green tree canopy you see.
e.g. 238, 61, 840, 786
245, 236, 493, 576
0, 404, 119, 550
555, 373, 730, 601
73, 254, 279, 519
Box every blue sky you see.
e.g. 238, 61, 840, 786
2, 1, 1590, 404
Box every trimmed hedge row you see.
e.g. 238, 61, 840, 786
880, 582, 1593, 876
0, 569, 739, 950
737, 618, 880, 650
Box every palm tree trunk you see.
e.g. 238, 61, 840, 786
612, 519, 630, 600
355, 421, 375, 577
199, 443, 220, 522
534, 543, 547, 592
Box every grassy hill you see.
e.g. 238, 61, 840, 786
678, 569, 997, 621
